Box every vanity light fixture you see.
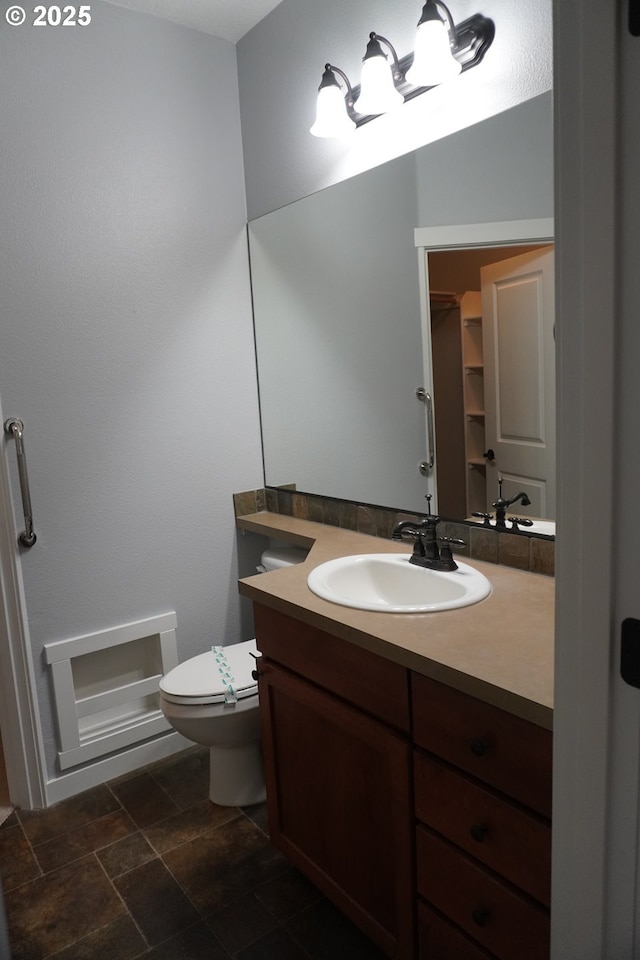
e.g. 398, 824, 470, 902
309, 64, 357, 138
405, 0, 462, 87
353, 33, 405, 116
310, 1, 495, 139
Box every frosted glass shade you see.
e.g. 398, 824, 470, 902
354, 55, 404, 115
310, 85, 356, 138
405, 19, 462, 87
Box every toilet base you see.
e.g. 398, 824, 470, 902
208, 741, 266, 807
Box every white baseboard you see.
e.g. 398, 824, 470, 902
44, 730, 192, 807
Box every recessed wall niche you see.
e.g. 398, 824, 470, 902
44, 612, 178, 770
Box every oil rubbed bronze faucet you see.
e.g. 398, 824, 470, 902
391, 495, 466, 571
473, 478, 531, 530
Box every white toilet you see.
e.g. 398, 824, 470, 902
159, 545, 307, 807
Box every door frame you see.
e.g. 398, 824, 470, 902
0, 399, 46, 809
552, 1, 638, 957
414, 218, 554, 515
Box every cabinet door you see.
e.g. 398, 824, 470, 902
259, 659, 414, 960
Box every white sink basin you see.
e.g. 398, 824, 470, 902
307, 553, 492, 614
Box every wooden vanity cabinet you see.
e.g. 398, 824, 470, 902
412, 674, 552, 960
252, 603, 553, 960
253, 603, 415, 960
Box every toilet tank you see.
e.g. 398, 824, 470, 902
258, 544, 308, 572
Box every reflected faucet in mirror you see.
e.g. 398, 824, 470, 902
472, 478, 532, 531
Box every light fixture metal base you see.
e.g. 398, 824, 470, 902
349, 13, 495, 127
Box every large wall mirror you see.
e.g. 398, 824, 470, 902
248, 102, 555, 533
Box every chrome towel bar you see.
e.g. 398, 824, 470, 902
4, 417, 37, 547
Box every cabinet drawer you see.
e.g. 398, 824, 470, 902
417, 826, 549, 960
414, 751, 551, 905
254, 604, 410, 732
418, 901, 495, 960
412, 674, 552, 817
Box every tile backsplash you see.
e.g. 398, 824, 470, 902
233, 488, 554, 577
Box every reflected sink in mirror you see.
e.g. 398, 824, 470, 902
523, 520, 556, 536
468, 517, 556, 537
307, 554, 492, 614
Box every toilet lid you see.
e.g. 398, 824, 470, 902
159, 638, 260, 705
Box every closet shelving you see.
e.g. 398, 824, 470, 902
460, 291, 488, 515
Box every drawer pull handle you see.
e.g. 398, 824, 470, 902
470, 738, 489, 757
472, 907, 490, 928
470, 823, 488, 842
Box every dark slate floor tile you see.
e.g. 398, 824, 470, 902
5, 854, 127, 960
163, 815, 286, 915
0, 824, 41, 892
207, 892, 278, 955
254, 863, 321, 921
235, 926, 309, 960
43, 915, 146, 960
33, 809, 136, 873
113, 858, 200, 946
241, 802, 269, 835
17, 785, 121, 845
285, 898, 386, 960
97, 831, 157, 879
144, 920, 232, 960
148, 748, 210, 810
143, 800, 239, 855
108, 772, 180, 829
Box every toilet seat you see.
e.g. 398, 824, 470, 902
159, 638, 260, 705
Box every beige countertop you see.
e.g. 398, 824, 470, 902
237, 512, 554, 730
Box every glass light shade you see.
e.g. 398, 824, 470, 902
310, 85, 356, 138
354, 55, 404, 115
405, 19, 462, 87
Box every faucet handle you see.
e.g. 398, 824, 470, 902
391, 519, 421, 542
435, 537, 465, 571
509, 517, 534, 531
472, 511, 493, 527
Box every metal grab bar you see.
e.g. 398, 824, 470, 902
416, 387, 435, 472
3, 417, 37, 547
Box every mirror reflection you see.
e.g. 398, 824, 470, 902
248, 146, 555, 530
428, 243, 555, 525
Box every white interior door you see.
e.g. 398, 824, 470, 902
481, 247, 555, 517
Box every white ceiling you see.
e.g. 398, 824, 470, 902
101, 0, 283, 43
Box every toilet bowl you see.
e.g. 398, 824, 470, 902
159, 545, 307, 807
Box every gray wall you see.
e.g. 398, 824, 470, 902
414, 93, 554, 225
0, 1, 263, 780
237, 0, 553, 219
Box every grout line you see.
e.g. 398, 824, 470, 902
8, 814, 44, 888
92, 849, 153, 955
